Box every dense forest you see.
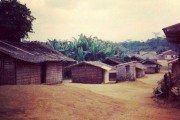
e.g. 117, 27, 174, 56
46, 34, 180, 61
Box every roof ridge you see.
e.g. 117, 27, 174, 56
0, 40, 75, 63
0, 41, 34, 55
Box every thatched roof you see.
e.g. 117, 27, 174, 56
112, 61, 144, 69
111, 61, 136, 71
135, 62, 146, 70
66, 61, 112, 71
139, 51, 158, 60
102, 57, 124, 65
0, 40, 75, 63
114, 61, 136, 67
141, 59, 161, 66
130, 54, 144, 61
163, 23, 180, 43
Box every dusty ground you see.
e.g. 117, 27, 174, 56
0, 71, 180, 120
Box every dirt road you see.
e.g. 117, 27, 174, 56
0, 71, 180, 120
66, 72, 180, 120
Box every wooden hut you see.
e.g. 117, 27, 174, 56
112, 61, 137, 81
102, 57, 124, 66
68, 61, 112, 84
135, 62, 146, 78
141, 59, 161, 74
0, 40, 75, 85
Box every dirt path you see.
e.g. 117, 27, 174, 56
66, 72, 180, 120
0, 71, 180, 120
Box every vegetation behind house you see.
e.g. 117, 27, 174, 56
46, 34, 180, 62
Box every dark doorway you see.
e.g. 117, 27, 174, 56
41, 62, 47, 83
0, 57, 16, 85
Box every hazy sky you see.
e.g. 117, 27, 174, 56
20, 0, 180, 42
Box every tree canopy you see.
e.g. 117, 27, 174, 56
0, 0, 35, 42
47, 34, 124, 61
46, 34, 180, 62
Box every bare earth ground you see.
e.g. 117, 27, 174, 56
0, 71, 180, 120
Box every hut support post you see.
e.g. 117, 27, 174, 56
104, 71, 109, 83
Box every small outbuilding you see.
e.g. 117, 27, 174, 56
0, 40, 75, 85
112, 61, 137, 81
68, 61, 112, 84
141, 59, 161, 74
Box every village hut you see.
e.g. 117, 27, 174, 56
0, 40, 75, 85
135, 62, 146, 78
141, 59, 161, 74
67, 61, 112, 84
102, 57, 124, 66
157, 50, 178, 60
112, 61, 137, 81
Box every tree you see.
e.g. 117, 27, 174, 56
0, 0, 35, 42
47, 34, 125, 62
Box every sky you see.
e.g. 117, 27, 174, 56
20, 0, 180, 42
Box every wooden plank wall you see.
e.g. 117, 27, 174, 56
46, 62, 62, 84
16, 61, 41, 84
72, 65, 103, 84
0, 56, 16, 85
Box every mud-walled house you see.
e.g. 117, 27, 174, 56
141, 59, 161, 74
0, 40, 75, 85
67, 61, 112, 84
110, 61, 146, 82
112, 61, 137, 81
